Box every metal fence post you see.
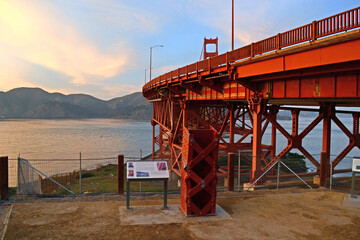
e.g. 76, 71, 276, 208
117, 155, 124, 194
0, 156, 8, 200
79, 152, 82, 195
227, 152, 235, 191
330, 162, 333, 190
139, 149, 142, 194
126, 180, 130, 209
277, 160, 281, 190
237, 151, 241, 191
17, 157, 20, 194
164, 180, 168, 209
351, 172, 356, 198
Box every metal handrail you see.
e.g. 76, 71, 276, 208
143, 6, 360, 93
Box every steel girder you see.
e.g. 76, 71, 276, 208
181, 128, 218, 216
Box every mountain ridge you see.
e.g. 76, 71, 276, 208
0, 87, 152, 120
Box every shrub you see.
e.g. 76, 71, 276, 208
280, 152, 308, 173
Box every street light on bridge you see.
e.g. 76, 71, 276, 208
144, 68, 151, 84
150, 45, 164, 82
232, 0, 234, 51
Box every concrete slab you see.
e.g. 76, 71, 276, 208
119, 204, 231, 226
342, 194, 360, 208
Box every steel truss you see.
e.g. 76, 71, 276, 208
145, 7, 360, 217
151, 96, 360, 188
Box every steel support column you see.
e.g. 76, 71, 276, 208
227, 152, 235, 191
320, 104, 333, 186
151, 120, 156, 160
227, 105, 235, 191
249, 100, 266, 182
181, 128, 218, 216
252, 109, 262, 181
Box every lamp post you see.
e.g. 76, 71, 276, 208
144, 68, 149, 84
150, 45, 163, 82
232, 0, 234, 50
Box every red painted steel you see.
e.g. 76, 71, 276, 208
227, 153, 235, 191
117, 155, 124, 194
181, 128, 218, 216
203, 37, 218, 60
0, 156, 8, 200
145, 7, 360, 207
320, 105, 333, 186
143, 7, 360, 94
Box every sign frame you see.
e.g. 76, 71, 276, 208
126, 160, 169, 209
126, 160, 169, 180
352, 158, 360, 173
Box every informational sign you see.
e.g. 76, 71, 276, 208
352, 158, 360, 172
127, 161, 169, 179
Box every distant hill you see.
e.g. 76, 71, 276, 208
0, 88, 152, 120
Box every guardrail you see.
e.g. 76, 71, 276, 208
143, 6, 360, 93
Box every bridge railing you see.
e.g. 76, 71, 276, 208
281, 23, 313, 48
143, 6, 360, 93
253, 35, 278, 55
317, 7, 360, 38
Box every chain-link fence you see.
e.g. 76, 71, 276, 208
5, 152, 359, 198
6, 154, 182, 198
217, 152, 325, 192
12, 156, 120, 196
330, 173, 360, 195
329, 158, 360, 196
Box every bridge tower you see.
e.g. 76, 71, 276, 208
143, 6, 360, 216
203, 37, 218, 59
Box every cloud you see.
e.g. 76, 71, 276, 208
101, 84, 143, 99
0, 0, 130, 87
151, 65, 180, 79
84, 0, 162, 33
176, 0, 314, 47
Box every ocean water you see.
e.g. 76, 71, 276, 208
0, 117, 358, 185
261, 115, 360, 172
0, 119, 153, 160
0, 119, 154, 186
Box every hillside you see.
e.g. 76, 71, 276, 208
0, 88, 152, 120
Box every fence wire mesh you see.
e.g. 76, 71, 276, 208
9, 156, 120, 196
5, 152, 359, 197
7, 155, 182, 197
216, 152, 339, 192
18, 159, 42, 194
331, 173, 360, 195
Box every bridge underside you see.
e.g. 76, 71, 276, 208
149, 31, 360, 188
143, 8, 360, 216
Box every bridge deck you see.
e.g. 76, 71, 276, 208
143, 7, 360, 106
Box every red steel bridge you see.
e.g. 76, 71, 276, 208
143, 7, 360, 216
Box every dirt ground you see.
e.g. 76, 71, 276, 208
1, 189, 360, 240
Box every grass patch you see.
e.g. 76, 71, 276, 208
55, 164, 179, 195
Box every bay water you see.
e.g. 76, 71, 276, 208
0, 117, 358, 186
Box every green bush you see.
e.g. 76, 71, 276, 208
280, 152, 308, 173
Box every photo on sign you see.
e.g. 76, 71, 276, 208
157, 162, 167, 171
128, 170, 134, 176
136, 171, 149, 177
128, 162, 134, 168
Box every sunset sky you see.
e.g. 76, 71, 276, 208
0, 0, 358, 100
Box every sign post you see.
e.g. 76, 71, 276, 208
351, 158, 360, 198
126, 161, 169, 209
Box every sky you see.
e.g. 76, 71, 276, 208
0, 0, 358, 100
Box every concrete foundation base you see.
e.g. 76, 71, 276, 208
243, 183, 255, 191
119, 204, 231, 226
342, 194, 360, 208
